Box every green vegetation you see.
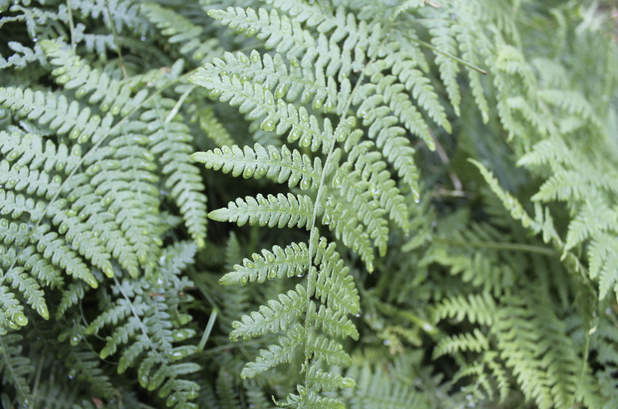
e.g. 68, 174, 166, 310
1, 0, 618, 408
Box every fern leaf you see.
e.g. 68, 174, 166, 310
284, 389, 346, 409
333, 163, 389, 255
209, 193, 314, 229
0, 283, 28, 333
145, 103, 208, 248
379, 42, 451, 136
0, 87, 113, 144
43, 39, 150, 122
308, 302, 359, 341
306, 366, 355, 392
230, 284, 307, 341
0, 332, 33, 404
194, 107, 235, 148
453, 23, 490, 123
307, 333, 351, 366
435, 292, 496, 326
241, 323, 304, 379
190, 69, 332, 153
141, 3, 214, 63
192, 143, 321, 190
564, 198, 616, 253
86, 249, 200, 407
220, 242, 310, 285
424, 18, 462, 116
207, 7, 313, 59
322, 200, 375, 270
311, 241, 360, 316
196, 50, 347, 115
433, 328, 489, 359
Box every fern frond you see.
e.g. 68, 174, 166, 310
242, 323, 304, 379
322, 200, 374, 269
190, 68, 332, 153
230, 284, 307, 341
207, 7, 314, 60
43, 39, 150, 121
192, 143, 321, 190
308, 303, 359, 341
342, 357, 430, 409
141, 3, 215, 63
194, 106, 235, 148
312, 239, 360, 316
537, 89, 605, 134
422, 18, 462, 116
209, 193, 314, 229
196, 50, 347, 115
306, 366, 355, 392
351, 79, 423, 194
85, 259, 200, 407
379, 40, 450, 136
307, 333, 350, 366
220, 242, 310, 285
144, 102, 208, 248
435, 292, 496, 326
433, 329, 489, 359
0, 332, 33, 404
332, 163, 389, 256
0, 87, 113, 144
494, 295, 578, 409
60, 345, 115, 398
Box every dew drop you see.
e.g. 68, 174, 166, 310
288, 128, 300, 142
110, 104, 122, 115
75, 87, 87, 99
312, 97, 324, 110
250, 51, 260, 62
70, 334, 82, 346
288, 174, 299, 187
275, 83, 287, 99
300, 178, 311, 190
13, 313, 28, 326
332, 175, 343, 188
243, 166, 255, 178
341, 378, 355, 388
172, 329, 191, 341
77, 133, 90, 144
56, 74, 70, 84
323, 213, 331, 225
299, 135, 311, 148
324, 99, 334, 113
300, 90, 311, 104
69, 128, 80, 140
261, 119, 276, 132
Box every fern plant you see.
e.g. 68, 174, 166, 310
2, 0, 618, 408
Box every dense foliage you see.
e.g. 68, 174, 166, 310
1, 0, 618, 408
